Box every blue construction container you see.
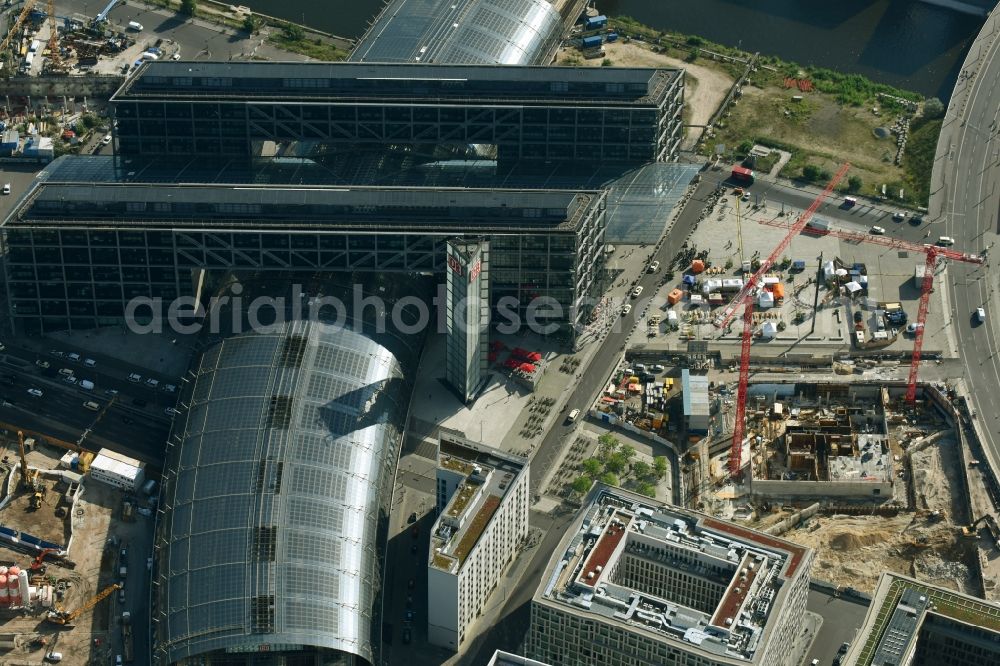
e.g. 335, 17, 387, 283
582, 35, 603, 50
682, 274, 696, 287
606, 32, 618, 42
792, 260, 806, 271
0, 130, 18, 157
586, 15, 608, 30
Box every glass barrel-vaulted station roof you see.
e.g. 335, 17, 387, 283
155, 319, 409, 665
349, 0, 562, 65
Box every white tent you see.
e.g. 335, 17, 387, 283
760, 321, 778, 338
758, 290, 775, 308
845, 281, 863, 295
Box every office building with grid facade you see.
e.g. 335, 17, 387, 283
1, 178, 606, 338
845, 572, 1000, 666
109, 61, 684, 170
526, 488, 813, 666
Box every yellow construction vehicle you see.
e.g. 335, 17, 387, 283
31, 491, 42, 510
46, 583, 121, 626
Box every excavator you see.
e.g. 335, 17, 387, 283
28, 547, 74, 574
46, 582, 121, 626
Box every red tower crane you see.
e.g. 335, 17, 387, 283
722, 163, 851, 477
752, 216, 983, 404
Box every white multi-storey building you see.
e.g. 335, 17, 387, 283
427, 429, 529, 650
526, 487, 814, 666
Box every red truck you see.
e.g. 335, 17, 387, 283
732, 165, 755, 184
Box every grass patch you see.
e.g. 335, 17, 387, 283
751, 151, 780, 174
267, 34, 349, 61
711, 86, 914, 201
901, 118, 942, 205
603, 14, 931, 204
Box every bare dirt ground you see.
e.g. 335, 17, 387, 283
0, 444, 120, 666
555, 42, 735, 148
782, 438, 976, 596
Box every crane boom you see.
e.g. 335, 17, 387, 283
727, 165, 851, 478
46, 583, 120, 625
730, 295, 755, 476
715, 162, 852, 330
47, 0, 63, 72
0, 0, 38, 56
905, 251, 939, 403
750, 206, 982, 402
753, 217, 982, 265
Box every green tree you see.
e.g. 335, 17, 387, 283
243, 15, 265, 35
620, 445, 636, 464
180, 0, 198, 15
737, 139, 754, 156
581, 458, 602, 477
601, 58, 613, 67
923, 97, 945, 119
605, 453, 628, 475
571, 475, 593, 494
801, 164, 821, 182
632, 460, 652, 480
77, 113, 99, 131
598, 472, 620, 487
283, 22, 305, 41
847, 175, 863, 193
598, 433, 619, 459
653, 456, 669, 479
635, 482, 657, 498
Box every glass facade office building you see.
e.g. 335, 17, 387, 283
2, 180, 607, 338
110, 62, 684, 170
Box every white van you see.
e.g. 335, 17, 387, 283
127, 21, 143, 31
566, 408, 580, 423
937, 236, 955, 246
79, 379, 94, 390
83, 401, 100, 411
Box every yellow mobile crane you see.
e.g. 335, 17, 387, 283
0, 0, 38, 63
46, 583, 121, 626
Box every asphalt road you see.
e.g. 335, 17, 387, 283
0, 337, 177, 464
526, 177, 724, 500
932, 14, 1000, 475
803, 587, 869, 666
459, 509, 576, 666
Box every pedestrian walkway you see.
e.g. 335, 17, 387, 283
404, 242, 660, 459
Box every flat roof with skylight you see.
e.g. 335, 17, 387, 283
430, 436, 526, 574
534, 488, 812, 663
